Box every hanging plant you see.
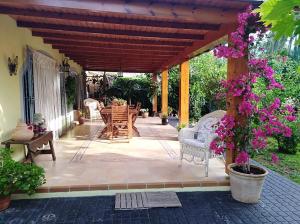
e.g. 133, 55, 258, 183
65, 76, 76, 106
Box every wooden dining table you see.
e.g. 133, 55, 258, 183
99, 106, 140, 139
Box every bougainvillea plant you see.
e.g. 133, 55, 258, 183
210, 6, 298, 174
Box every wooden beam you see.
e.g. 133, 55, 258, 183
33, 31, 193, 47
56, 47, 177, 56
44, 39, 185, 51
0, 6, 220, 31
0, 0, 238, 23
225, 35, 249, 174
17, 21, 205, 40
152, 73, 158, 114
179, 60, 190, 126
84, 67, 154, 73
161, 70, 168, 115
156, 24, 236, 71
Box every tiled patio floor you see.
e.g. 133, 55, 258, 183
1, 166, 300, 223
34, 117, 228, 192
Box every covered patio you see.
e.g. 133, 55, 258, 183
0, 0, 260, 192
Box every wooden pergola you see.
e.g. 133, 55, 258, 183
0, 0, 261, 171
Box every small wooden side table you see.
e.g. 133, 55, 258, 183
1, 131, 56, 163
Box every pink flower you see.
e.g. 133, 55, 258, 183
235, 151, 249, 165
238, 100, 253, 116
285, 115, 296, 122
210, 139, 225, 155
271, 153, 279, 164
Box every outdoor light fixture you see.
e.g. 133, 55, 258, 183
8, 56, 18, 76
62, 57, 70, 73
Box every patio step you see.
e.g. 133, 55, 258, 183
30, 179, 230, 194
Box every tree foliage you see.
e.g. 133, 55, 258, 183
257, 0, 300, 44
167, 52, 226, 122
105, 75, 158, 111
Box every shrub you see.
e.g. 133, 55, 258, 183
0, 148, 46, 196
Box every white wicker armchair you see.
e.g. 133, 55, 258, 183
178, 110, 226, 177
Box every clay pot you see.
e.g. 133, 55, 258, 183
78, 116, 85, 125
11, 122, 34, 141
162, 117, 168, 125
142, 112, 149, 118
0, 196, 11, 211
228, 163, 268, 203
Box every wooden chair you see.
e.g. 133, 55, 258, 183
111, 105, 132, 141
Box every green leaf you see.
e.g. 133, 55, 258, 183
257, 0, 300, 43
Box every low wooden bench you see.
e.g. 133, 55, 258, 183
1, 131, 56, 163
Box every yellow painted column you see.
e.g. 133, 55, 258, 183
152, 73, 158, 114
225, 36, 249, 174
161, 70, 168, 115
179, 60, 190, 126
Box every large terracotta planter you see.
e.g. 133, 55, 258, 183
11, 122, 34, 141
0, 196, 11, 211
228, 163, 268, 203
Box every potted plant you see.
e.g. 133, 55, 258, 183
140, 109, 149, 118
0, 148, 46, 211
210, 8, 298, 203
161, 114, 168, 125
176, 123, 186, 132
112, 98, 127, 106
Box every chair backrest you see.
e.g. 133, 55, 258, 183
111, 105, 129, 123
195, 110, 226, 134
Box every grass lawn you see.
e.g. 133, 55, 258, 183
252, 139, 300, 184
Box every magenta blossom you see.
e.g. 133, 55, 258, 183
271, 153, 280, 164
235, 151, 249, 165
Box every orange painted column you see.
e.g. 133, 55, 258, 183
179, 60, 190, 126
152, 73, 158, 114
161, 70, 168, 116
225, 37, 249, 173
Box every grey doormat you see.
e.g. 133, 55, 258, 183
115, 191, 182, 210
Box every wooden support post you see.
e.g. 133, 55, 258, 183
152, 73, 158, 115
161, 70, 168, 116
179, 60, 190, 126
225, 37, 249, 174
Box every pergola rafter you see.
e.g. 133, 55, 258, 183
0, 0, 259, 72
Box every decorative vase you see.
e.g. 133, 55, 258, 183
11, 122, 34, 141
228, 163, 268, 203
0, 196, 11, 211
142, 112, 149, 118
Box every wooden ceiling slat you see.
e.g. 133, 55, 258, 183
65, 54, 168, 61
57, 47, 177, 56
44, 39, 185, 51
33, 32, 193, 46
17, 21, 205, 40
85, 69, 155, 73
0, 6, 220, 31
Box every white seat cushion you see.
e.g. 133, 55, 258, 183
181, 139, 206, 148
